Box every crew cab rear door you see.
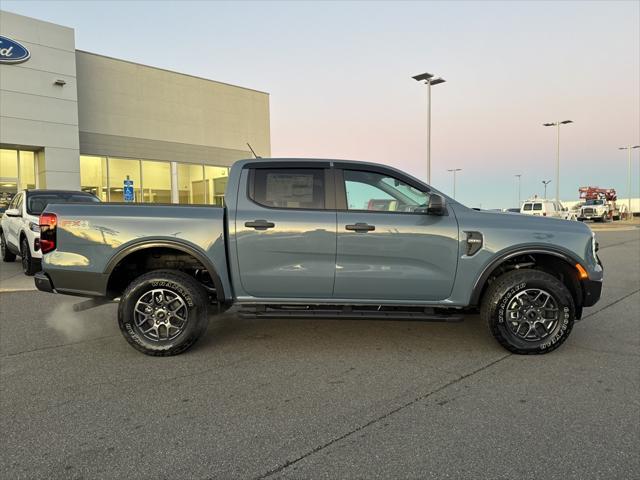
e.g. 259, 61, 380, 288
333, 166, 459, 302
234, 162, 337, 298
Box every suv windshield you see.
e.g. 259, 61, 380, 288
585, 199, 604, 205
27, 192, 100, 215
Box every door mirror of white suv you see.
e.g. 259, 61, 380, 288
5, 208, 21, 217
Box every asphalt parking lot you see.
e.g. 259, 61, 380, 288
1, 225, 638, 479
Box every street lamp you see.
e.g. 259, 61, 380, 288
618, 145, 640, 220
413, 72, 446, 184
447, 168, 462, 199
543, 120, 573, 201
514, 174, 522, 207
542, 180, 552, 199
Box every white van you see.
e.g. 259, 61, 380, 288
520, 200, 576, 221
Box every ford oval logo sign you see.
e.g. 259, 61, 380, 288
0, 35, 30, 64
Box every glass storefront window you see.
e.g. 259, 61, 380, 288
1, 149, 18, 178
108, 157, 141, 202
141, 160, 171, 203
77, 155, 230, 205
19, 151, 36, 189
177, 163, 205, 204
80, 155, 108, 201
204, 166, 229, 206
1, 149, 30, 210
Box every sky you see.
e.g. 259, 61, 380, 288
3, 0, 639, 208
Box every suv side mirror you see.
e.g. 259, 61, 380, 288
427, 194, 446, 216
5, 208, 20, 217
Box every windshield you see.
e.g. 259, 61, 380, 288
585, 199, 604, 205
27, 192, 100, 215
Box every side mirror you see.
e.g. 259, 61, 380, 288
427, 194, 446, 216
5, 208, 20, 217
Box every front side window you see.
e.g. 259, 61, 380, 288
250, 168, 325, 209
343, 170, 429, 213
13, 193, 23, 212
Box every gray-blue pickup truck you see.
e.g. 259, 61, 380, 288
33, 158, 603, 356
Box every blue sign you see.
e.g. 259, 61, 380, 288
123, 179, 135, 202
0, 36, 30, 64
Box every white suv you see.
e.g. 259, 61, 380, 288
520, 199, 577, 221
1, 190, 100, 275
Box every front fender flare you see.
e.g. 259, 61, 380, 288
469, 245, 584, 306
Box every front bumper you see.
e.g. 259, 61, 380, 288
582, 279, 602, 307
34, 271, 55, 293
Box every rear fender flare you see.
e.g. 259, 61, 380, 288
104, 240, 226, 301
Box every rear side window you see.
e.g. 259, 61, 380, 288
533, 203, 542, 211
27, 193, 100, 215
250, 168, 325, 209
523, 203, 532, 211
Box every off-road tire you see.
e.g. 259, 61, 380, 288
481, 269, 575, 355
21, 237, 38, 276
118, 270, 210, 356
1, 232, 16, 262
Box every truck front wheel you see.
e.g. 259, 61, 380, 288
481, 270, 575, 354
118, 270, 209, 356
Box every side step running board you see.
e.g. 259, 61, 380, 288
237, 305, 464, 322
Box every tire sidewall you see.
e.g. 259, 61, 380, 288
1, 233, 7, 258
488, 273, 574, 353
118, 273, 207, 355
21, 237, 33, 275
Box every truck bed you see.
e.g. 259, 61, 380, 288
40, 203, 230, 298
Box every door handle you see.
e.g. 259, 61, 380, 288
245, 219, 275, 230
345, 223, 375, 233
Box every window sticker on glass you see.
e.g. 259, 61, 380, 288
265, 173, 314, 208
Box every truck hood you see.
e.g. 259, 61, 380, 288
465, 208, 592, 236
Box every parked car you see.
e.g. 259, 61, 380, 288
505, 208, 521, 213
520, 199, 576, 221
34, 159, 602, 356
1, 190, 100, 275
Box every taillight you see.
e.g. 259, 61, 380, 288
543, 212, 547, 216
39, 213, 57, 253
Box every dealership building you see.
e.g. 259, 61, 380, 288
0, 10, 270, 209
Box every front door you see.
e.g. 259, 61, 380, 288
334, 167, 459, 302
234, 164, 337, 298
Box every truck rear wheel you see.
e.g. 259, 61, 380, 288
481, 270, 575, 355
118, 270, 209, 356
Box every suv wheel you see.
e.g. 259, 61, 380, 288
20, 237, 38, 276
1, 232, 16, 262
481, 270, 575, 355
118, 270, 210, 356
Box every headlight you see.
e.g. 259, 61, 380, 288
29, 222, 40, 233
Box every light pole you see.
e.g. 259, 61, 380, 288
543, 120, 573, 201
542, 180, 552, 199
413, 72, 446, 184
447, 168, 462, 199
618, 145, 640, 220
514, 174, 522, 207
